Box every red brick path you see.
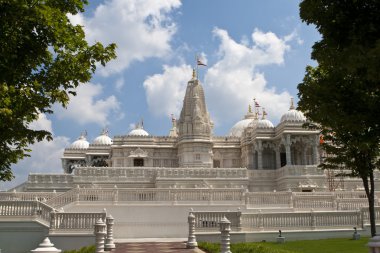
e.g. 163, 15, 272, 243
114, 242, 204, 253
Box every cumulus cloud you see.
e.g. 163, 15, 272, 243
143, 64, 192, 117
72, 0, 181, 76
3, 115, 70, 190
142, 28, 294, 131
55, 83, 121, 125
205, 28, 292, 127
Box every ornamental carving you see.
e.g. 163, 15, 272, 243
129, 147, 148, 158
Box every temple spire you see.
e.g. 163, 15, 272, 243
289, 97, 295, 110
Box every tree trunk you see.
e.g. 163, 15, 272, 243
363, 172, 376, 237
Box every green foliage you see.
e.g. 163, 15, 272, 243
298, 0, 380, 236
198, 241, 296, 253
0, 0, 116, 181
63, 245, 95, 253
199, 238, 369, 253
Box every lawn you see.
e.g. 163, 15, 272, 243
198, 237, 369, 253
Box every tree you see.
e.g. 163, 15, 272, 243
0, 0, 116, 181
298, 0, 380, 236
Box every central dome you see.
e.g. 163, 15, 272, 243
128, 122, 149, 136
280, 98, 306, 123
229, 105, 256, 137
70, 134, 89, 149
93, 129, 112, 145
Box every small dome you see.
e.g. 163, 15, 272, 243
229, 118, 255, 137
229, 104, 258, 137
280, 99, 306, 123
256, 119, 274, 129
93, 130, 112, 145
128, 123, 149, 136
280, 109, 306, 123
70, 134, 89, 149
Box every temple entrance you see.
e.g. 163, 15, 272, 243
134, 158, 144, 167
280, 153, 286, 167
213, 160, 220, 168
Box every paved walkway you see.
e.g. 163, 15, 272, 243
114, 242, 205, 253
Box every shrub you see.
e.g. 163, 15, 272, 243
63, 245, 96, 253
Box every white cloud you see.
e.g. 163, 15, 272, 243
115, 77, 125, 91
76, 0, 181, 76
142, 28, 294, 132
205, 28, 292, 128
56, 83, 121, 125
29, 113, 53, 132
143, 64, 192, 117
3, 115, 70, 191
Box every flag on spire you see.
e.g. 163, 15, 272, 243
197, 57, 207, 66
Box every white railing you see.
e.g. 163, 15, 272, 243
293, 195, 336, 210
193, 211, 241, 231
337, 198, 372, 210
45, 188, 78, 208
49, 211, 106, 233
246, 192, 291, 208
73, 167, 248, 179
0, 200, 53, 224
0, 192, 57, 201
193, 209, 363, 232
15, 188, 377, 211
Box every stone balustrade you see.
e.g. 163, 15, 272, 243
193, 209, 366, 232
46, 188, 78, 208
193, 211, 242, 231
50, 211, 106, 233
0, 200, 53, 224
28, 174, 73, 185
73, 167, 248, 179
246, 192, 292, 208
0, 191, 57, 201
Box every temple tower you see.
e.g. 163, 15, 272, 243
177, 69, 213, 168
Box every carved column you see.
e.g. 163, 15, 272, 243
186, 209, 198, 248
105, 215, 115, 251
94, 218, 107, 253
313, 138, 320, 165
257, 141, 263, 170
219, 216, 232, 253
275, 147, 281, 169
285, 135, 292, 165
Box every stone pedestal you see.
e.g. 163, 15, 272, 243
105, 215, 116, 251
31, 237, 61, 253
368, 235, 380, 253
186, 210, 198, 249
277, 236, 286, 244
219, 216, 232, 253
94, 218, 107, 253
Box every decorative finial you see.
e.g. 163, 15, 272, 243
248, 104, 252, 113
192, 68, 196, 80
253, 98, 260, 120
80, 130, 87, 139
171, 114, 176, 127
262, 108, 267, 119
101, 127, 109, 136
289, 97, 295, 110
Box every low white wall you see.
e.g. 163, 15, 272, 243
49, 234, 95, 251
0, 221, 48, 253
65, 203, 244, 238
196, 225, 380, 243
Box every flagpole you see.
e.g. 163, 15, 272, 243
195, 54, 199, 80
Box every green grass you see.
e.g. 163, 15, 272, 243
199, 237, 369, 253
62, 245, 95, 253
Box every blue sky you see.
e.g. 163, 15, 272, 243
2, 0, 320, 190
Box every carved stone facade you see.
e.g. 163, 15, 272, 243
16, 72, 371, 193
